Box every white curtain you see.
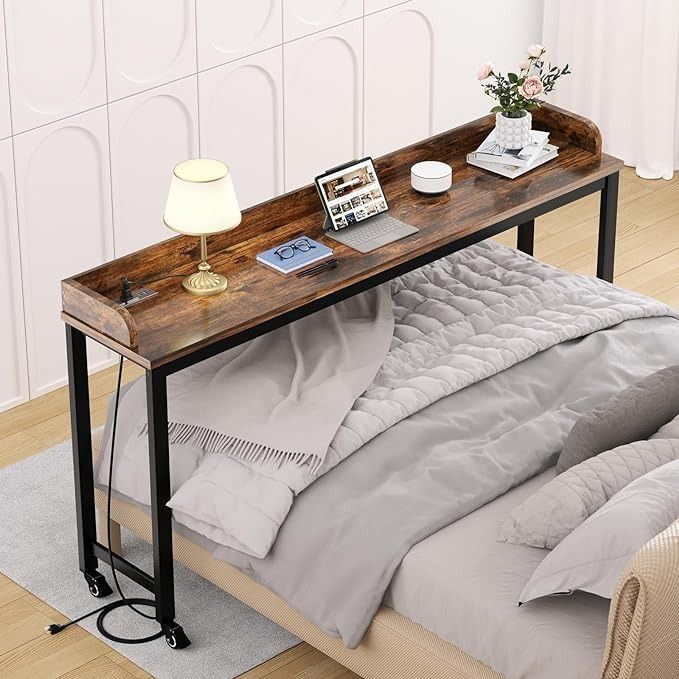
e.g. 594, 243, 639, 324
543, 0, 679, 179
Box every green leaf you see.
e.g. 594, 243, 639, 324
490, 105, 504, 113
508, 72, 518, 83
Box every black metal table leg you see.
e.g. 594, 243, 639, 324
146, 369, 190, 649
597, 172, 619, 282
66, 326, 113, 598
517, 219, 535, 255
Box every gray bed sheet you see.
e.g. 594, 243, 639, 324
386, 468, 610, 679
107, 316, 679, 677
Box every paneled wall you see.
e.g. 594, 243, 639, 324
0, 0, 543, 411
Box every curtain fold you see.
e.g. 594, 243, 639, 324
543, 0, 679, 179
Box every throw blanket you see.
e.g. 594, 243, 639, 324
104, 242, 676, 559
143, 285, 394, 472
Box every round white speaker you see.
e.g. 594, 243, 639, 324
410, 161, 452, 194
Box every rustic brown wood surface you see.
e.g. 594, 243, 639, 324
61, 104, 621, 369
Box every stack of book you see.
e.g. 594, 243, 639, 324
467, 129, 558, 179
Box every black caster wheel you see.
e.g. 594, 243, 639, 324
164, 624, 191, 649
84, 571, 113, 598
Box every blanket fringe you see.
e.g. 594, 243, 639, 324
140, 422, 322, 473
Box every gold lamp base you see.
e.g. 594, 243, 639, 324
182, 261, 228, 296
181, 234, 228, 296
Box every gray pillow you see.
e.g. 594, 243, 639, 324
556, 364, 679, 474
498, 438, 679, 549
519, 459, 679, 604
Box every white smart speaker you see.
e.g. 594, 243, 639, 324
410, 161, 452, 194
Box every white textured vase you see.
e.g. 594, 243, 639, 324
495, 111, 532, 150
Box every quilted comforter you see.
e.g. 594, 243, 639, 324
101, 241, 676, 562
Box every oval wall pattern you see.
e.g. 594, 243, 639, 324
14, 108, 113, 396
199, 48, 284, 210
283, 0, 362, 41
364, 6, 433, 157
283, 21, 363, 191
197, 0, 281, 70
0, 1, 547, 410
104, 0, 196, 100
5, 0, 106, 133
109, 77, 199, 256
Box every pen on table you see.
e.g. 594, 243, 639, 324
297, 258, 339, 278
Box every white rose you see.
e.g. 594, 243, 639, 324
527, 44, 545, 59
477, 61, 494, 81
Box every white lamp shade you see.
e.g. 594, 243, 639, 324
163, 158, 242, 236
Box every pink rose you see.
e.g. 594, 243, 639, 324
527, 44, 544, 58
518, 60, 530, 71
477, 61, 494, 80
520, 76, 544, 99
519, 75, 545, 99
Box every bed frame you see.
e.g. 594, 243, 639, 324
62, 105, 634, 663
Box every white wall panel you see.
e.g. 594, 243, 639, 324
432, 0, 544, 133
104, 0, 197, 101
109, 77, 198, 256
0, 4, 12, 140
14, 108, 113, 397
364, 0, 410, 14
5, 0, 106, 133
283, 0, 362, 42
365, 3, 432, 157
197, 0, 281, 70
284, 20, 363, 191
200, 48, 283, 209
0, 139, 28, 412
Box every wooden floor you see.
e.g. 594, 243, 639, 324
1, 166, 678, 679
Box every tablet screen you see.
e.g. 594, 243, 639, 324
316, 158, 388, 231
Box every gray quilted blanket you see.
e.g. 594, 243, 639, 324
158, 241, 675, 560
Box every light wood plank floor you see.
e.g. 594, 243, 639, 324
1, 166, 678, 679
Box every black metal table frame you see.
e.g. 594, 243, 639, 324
65, 171, 619, 648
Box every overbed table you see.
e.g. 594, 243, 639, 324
61, 104, 623, 648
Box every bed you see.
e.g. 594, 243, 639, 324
93, 245, 679, 679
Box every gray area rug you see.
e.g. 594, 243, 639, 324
0, 441, 299, 679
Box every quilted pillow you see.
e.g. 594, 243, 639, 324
556, 364, 679, 474
498, 438, 679, 549
519, 458, 679, 603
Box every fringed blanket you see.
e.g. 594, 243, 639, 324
141, 284, 394, 473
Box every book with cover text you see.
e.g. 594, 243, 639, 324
256, 236, 333, 274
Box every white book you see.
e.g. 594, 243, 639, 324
471, 129, 550, 168
467, 144, 559, 179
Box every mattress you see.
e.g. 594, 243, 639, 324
386, 468, 610, 679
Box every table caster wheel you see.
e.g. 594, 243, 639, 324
84, 571, 113, 598
164, 624, 191, 649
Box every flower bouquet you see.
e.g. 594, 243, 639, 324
477, 44, 570, 149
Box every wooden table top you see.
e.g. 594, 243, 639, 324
62, 104, 623, 371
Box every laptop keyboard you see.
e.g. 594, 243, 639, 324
341, 214, 407, 244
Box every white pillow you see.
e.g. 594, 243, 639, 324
519, 459, 679, 604
651, 412, 679, 439
498, 438, 679, 549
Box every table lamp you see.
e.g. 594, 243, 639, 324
163, 158, 242, 296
